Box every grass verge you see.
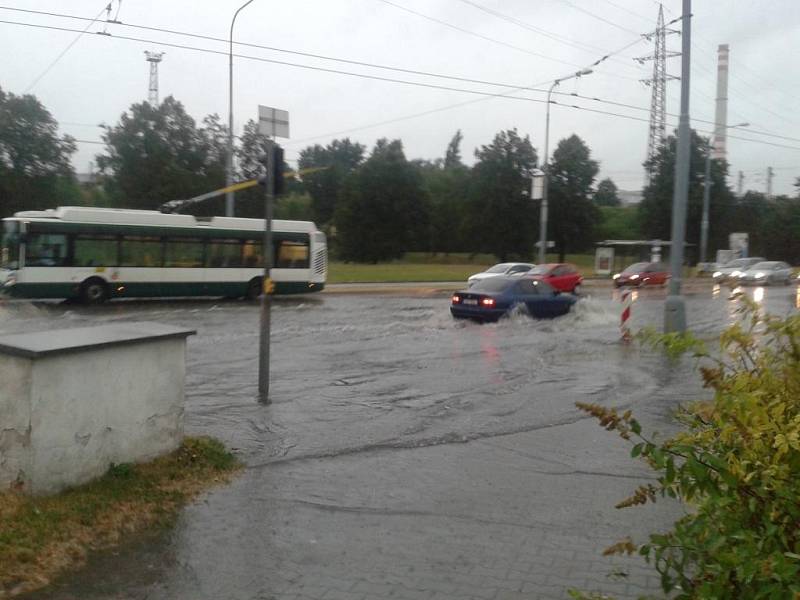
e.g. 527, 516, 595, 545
0, 436, 240, 598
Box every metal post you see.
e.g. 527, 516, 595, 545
538, 81, 556, 264
226, 0, 256, 218
536, 68, 591, 264
700, 142, 711, 265
258, 140, 274, 403
664, 0, 691, 334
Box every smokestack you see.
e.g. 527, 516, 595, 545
712, 44, 729, 160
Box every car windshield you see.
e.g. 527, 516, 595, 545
485, 263, 512, 274
471, 277, 514, 292
724, 258, 752, 268
0, 221, 20, 270
622, 262, 649, 274
527, 265, 551, 275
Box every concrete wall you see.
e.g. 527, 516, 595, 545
0, 333, 187, 495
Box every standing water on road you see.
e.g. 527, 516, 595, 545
6, 284, 798, 600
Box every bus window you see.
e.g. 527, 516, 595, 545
242, 241, 264, 268
165, 238, 204, 268
73, 235, 118, 267
1, 221, 20, 270
25, 234, 68, 267
276, 241, 309, 268
207, 240, 243, 268
120, 236, 163, 267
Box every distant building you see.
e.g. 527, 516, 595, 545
618, 190, 642, 206
76, 172, 96, 185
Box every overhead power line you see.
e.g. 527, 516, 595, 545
557, 0, 641, 35
0, 4, 643, 86
374, 0, 639, 80
4, 17, 800, 154
23, 3, 108, 92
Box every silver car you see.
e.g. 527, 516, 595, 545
467, 262, 534, 287
712, 257, 765, 283
738, 261, 793, 286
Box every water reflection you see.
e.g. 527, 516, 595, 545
753, 286, 765, 304
712, 284, 721, 298
795, 286, 800, 309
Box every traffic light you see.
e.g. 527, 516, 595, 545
257, 144, 285, 196
272, 144, 284, 196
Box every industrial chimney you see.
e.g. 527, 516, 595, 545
711, 44, 729, 160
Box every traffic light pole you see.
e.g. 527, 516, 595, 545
258, 139, 274, 403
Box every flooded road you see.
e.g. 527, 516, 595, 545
4, 284, 799, 599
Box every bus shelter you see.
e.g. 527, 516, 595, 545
594, 240, 693, 276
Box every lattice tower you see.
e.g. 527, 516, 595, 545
144, 51, 164, 105
636, 5, 679, 185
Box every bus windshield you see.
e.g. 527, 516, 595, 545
0, 221, 20, 270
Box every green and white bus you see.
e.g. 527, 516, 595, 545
0, 207, 326, 303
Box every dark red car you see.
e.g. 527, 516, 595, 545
613, 262, 669, 287
527, 263, 583, 293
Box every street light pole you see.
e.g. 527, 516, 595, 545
699, 122, 748, 265
226, 0, 256, 218
537, 68, 592, 264
664, 0, 691, 334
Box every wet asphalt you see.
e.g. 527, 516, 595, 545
4, 283, 799, 600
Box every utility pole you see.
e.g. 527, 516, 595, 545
737, 170, 744, 197
664, 0, 691, 334
144, 51, 164, 106
766, 166, 774, 199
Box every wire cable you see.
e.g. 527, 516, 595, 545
23, 3, 108, 92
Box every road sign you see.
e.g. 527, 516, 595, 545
258, 106, 289, 138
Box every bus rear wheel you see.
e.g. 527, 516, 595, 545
80, 278, 110, 305
245, 277, 262, 301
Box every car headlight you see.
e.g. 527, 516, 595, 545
712, 271, 722, 278
732, 271, 742, 277
755, 272, 765, 278
612, 274, 620, 279
630, 274, 639, 280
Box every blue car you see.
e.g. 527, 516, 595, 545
450, 275, 577, 322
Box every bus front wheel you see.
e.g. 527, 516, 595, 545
80, 278, 110, 304
245, 277, 262, 301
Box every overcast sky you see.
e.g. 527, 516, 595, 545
2, 0, 799, 195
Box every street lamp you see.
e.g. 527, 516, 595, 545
537, 68, 593, 264
226, 0, 257, 218
699, 122, 748, 265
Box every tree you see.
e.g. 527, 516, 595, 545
0, 87, 78, 217
444, 129, 464, 170
593, 177, 621, 206
638, 130, 735, 262
761, 196, 800, 264
547, 134, 600, 261
96, 97, 226, 211
334, 139, 428, 262
468, 129, 538, 261
298, 138, 365, 226
596, 205, 642, 241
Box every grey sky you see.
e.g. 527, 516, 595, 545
2, 0, 799, 195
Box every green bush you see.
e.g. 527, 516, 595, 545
577, 297, 800, 598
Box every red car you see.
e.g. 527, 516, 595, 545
527, 263, 583, 293
613, 262, 669, 287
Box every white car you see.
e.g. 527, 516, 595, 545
738, 261, 793, 286
712, 257, 765, 283
467, 262, 534, 287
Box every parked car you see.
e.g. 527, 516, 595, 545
467, 262, 535, 287
712, 257, 766, 283
526, 263, 583, 293
737, 261, 793, 285
450, 276, 576, 322
612, 262, 669, 287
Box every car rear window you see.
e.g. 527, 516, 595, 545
471, 278, 515, 292
528, 265, 550, 275
486, 264, 511, 274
